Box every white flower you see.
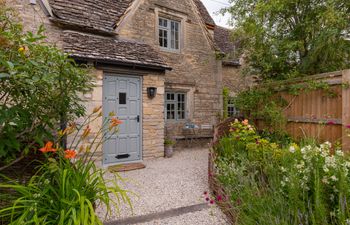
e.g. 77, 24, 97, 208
234, 119, 239, 123
289, 146, 296, 153
284, 177, 289, 182
281, 167, 287, 172
336, 150, 344, 157
330, 175, 338, 182
296, 161, 305, 170
325, 156, 336, 168
346, 218, 350, 225
345, 161, 350, 168
323, 165, 329, 173
322, 177, 329, 184
281, 181, 286, 187
325, 141, 332, 148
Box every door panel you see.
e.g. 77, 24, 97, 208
103, 75, 141, 165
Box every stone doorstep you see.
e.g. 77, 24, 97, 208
104, 203, 209, 225
108, 163, 146, 173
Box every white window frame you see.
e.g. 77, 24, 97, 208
165, 92, 186, 121
228, 98, 239, 117
158, 17, 180, 52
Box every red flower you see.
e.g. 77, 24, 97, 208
39, 142, 56, 153
346, 124, 350, 129
210, 200, 214, 205
205, 197, 210, 202
64, 150, 77, 159
204, 191, 208, 195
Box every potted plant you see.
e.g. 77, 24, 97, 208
164, 138, 176, 158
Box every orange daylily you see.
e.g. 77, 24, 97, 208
64, 150, 77, 159
39, 141, 56, 153
110, 118, 123, 127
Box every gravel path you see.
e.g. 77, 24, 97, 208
97, 148, 228, 224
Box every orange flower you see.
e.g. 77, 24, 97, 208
64, 150, 77, 159
82, 125, 91, 138
39, 141, 56, 153
110, 118, 123, 127
242, 119, 249, 126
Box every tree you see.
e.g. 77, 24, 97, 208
224, 0, 350, 80
0, 3, 93, 167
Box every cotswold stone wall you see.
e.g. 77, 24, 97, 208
222, 66, 253, 96
118, 0, 223, 138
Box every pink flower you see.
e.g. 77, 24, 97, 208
346, 124, 350, 129
217, 195, 223, 201
210, 200, 214, 205
204, 191, 208, 195
327, 120, 335, 125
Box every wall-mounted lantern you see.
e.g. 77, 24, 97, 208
147, 87, 157, 99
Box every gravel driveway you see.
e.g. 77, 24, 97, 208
97, 148, 228, 225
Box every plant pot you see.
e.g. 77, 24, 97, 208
164, 145, 174, 158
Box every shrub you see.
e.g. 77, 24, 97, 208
0, 2, 93, 166
0, 109, 131, 225
214, 119, 350, 224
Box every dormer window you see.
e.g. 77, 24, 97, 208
159, 18, 180, 51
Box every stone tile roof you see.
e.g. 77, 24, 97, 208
193, 0, 215, 27
49, 0, 134, 33
63, 31, 170, 70
214, 26, 241, 66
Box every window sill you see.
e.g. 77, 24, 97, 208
159, 47, 181, 54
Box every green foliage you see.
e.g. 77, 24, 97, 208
224, 0, 350, 80
234, 86, 287, 131
222, 87, 230, 119
164, 138, 176, 146
0, 110, 131, 224
214, 120, 350, 224
0, 4, 93, 164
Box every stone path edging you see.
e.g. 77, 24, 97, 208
104, 203, 209, 225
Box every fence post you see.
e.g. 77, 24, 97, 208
342, 69, 350, 152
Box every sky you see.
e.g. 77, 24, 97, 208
201, 0, 232, 28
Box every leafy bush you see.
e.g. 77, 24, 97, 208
0, 3, 93, 165
0, 109, 131, 224
214, 119, 350, 224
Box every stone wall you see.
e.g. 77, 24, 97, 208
222, 65, 253, 96
118, 0, 223, 139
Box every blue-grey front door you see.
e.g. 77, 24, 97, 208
103, 74, 142, 165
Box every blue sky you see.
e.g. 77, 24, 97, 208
201, 0, 232, 28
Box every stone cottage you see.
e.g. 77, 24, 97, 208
8, 0, 243, 166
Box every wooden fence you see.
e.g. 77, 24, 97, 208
258, 69, 350, 150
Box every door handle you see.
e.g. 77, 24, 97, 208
137, 115, 140, 123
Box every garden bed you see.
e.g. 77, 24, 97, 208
209, 118, 350, 225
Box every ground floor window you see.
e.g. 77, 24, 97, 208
228, 98, 239, 117
165, 92, 186, 120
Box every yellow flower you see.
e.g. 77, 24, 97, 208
18, 47, 25, 53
